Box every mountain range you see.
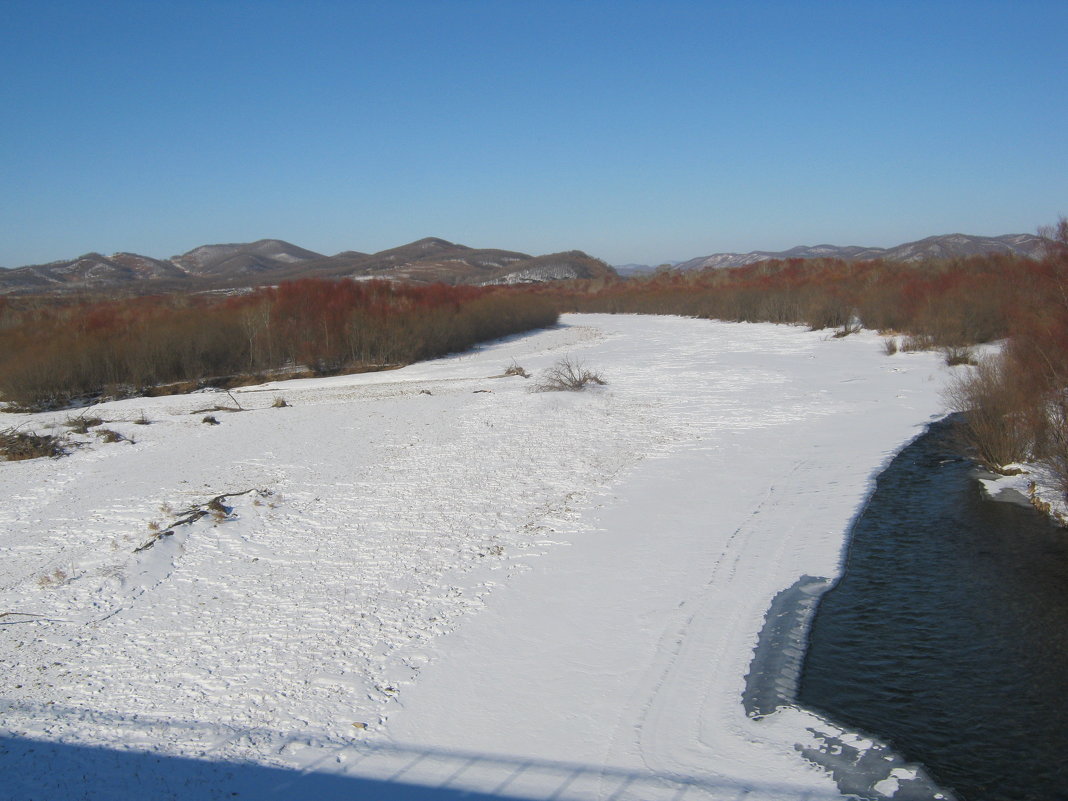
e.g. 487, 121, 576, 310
668, 233, 1048, 272
0, 238, 615, 296
1, 232, 1051, 296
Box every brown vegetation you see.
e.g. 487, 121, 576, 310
0, 428, 65, 461
0, 280, 558, 409
537, 222, 1068, 500
936, 219, 1068, 496
6, 221, 1068, 504
550, 252, 1025, 347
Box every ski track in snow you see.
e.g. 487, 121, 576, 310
0, 315, 952, 800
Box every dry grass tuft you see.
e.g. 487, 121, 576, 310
503, 362, 531, 378
96, 428, 129, 444
36, 568, 68, 589
63, 415, 104, 434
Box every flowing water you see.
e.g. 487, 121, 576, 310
799, 418, 1068, 801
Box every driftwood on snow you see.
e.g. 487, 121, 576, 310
134, 488, 269, 552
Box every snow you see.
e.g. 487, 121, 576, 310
977, 463, 1068, 523
482, 264, 583, 285
0, 314, 953, 799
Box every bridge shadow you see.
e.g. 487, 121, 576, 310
0, 731, 847, 801
1, 734, 516, 800
0, 696, 846, 801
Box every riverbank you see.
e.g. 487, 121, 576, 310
975, 461, 1068, 526
800, 417, 1068, 800
1, 314, 952, 799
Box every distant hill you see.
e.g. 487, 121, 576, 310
481, 251, 616, 285
673, 233, 1049, 271
613, 262, 680, 277
0, 251, 188, 294
0, 237, 616, 295
172, 239, 326, 276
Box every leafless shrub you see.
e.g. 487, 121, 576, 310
802, 298, 852, 332
882, 337, 899, 356
532, 357, 607, 392
832, 318, 862, 338
943, 346, 978, 367
134, 411, 151, 425
1040, 395, 1068, 502
272, 396, 289, 408
901, 334, 936, 352
944, 357, 1037, 471
0, 427, 65, 461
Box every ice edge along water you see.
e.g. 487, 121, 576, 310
742, 417, 958, 801
0, 314, 957, 800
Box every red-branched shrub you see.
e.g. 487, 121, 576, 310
0, 281, 557, 408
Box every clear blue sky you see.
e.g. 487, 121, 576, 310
2, 0, 1065, 268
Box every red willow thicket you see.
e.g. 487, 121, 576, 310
554, 253, 1018, 347
549, 234, 1068, 494
948, 223, 1068, 495
0, 280, 558, 409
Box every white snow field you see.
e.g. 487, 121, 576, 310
0, 314, 955, 800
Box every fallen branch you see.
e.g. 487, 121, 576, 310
190, 390, 245, 414
135, 488, 271, 552
190, 404, 243, 414
0, 612, 51, 625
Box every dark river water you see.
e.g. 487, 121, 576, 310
799, 417, 1068, 801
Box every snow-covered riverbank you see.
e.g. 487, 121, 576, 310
1, 314, 952, 800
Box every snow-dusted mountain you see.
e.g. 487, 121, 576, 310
0, 252, 188, 293
171, 239, 326, 275
674, 233, 1049, 271
0, 238, 615, 295
481, 251, 615, 284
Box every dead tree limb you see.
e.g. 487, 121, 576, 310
134, 488, 271, 552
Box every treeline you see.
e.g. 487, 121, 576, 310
547, 230, 1068, 496
554, 252, 1020, 347
0, 280, 558, 408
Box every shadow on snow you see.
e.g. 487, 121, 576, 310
0, 732, 844, 801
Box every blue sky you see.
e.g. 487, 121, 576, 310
2, 0, 1065, 267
